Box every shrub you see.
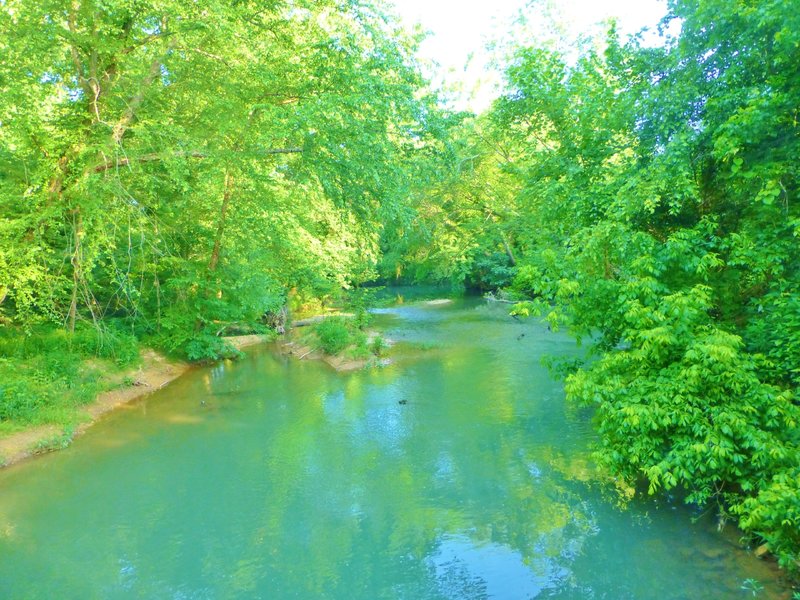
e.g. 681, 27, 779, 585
369, 335, 388, 357
0, 380, 45, 422
315, 318, 351, 355
184, 334, 242, 362
73, 322, 139, 365
735, 466, 800, 574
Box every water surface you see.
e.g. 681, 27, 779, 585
0, 299, 788, 598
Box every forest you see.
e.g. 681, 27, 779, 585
1, 0, 798, 581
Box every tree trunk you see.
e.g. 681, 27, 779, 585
195, 171, 234, 333
208, 170, 234, 272
500, 231, 517, 266
67, 210, 83, 333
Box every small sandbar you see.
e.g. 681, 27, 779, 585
276, 329, 394, 372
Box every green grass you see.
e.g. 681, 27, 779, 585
30, 428, 76, 455
0, 324, 140, 435
311, 317, 387, 362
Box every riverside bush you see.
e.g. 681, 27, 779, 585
73, 323, 139, 365
315, 318, 351, 355
0, 326, 138, 428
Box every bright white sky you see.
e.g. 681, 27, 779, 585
389, 0, 670, 111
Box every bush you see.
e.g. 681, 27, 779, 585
315, 318, 351, 355
0, 380, 45, 422
73, 322, 139, 366
735, 466, 800, 573
184, 334, 242, 362
470, 251, 515, 290
511, 264, 556, 299
369, 335, 388, 357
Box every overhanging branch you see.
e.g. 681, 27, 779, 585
92, 147, 303, 173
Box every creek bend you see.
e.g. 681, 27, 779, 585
0, 299, 787, 598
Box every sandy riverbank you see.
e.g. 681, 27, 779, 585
0, 335, 270, 469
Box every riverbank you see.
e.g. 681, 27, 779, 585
0, 316, 385, 468
0, 334, 269, 468
277, 328, 392, 372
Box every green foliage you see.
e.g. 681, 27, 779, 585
511, 265, 552, 299
0, 326, 136, 428
385, 0, 800, 575
0, 378, 47, 423
344, 287, 379, 330
471, 252, 515, 290
567, 318, 799, 507
183, 335, 242, 363
0, 0, 442, 361
540, 355, 584, 380
315, 318, 352, 356
347, 329, 372, 361
312, 315, 387, 360
736, 466, 800, 572
378, 113, 523, 287
746, 289, 800, 387
369, 335, 388, 358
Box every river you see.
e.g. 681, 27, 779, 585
0, 298, 789, 598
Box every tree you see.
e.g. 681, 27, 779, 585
0, 0, 438, 357
398, 0, 800, 572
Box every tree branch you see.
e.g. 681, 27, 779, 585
111, 55, 164, 143
92, 147, 304, 173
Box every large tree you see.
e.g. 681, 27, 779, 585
0, 0, 435, 356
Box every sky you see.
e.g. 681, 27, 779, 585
389, 0, 671, 111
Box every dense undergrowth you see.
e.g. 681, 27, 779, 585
0, 324, 139, 435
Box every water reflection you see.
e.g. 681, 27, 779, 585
429, 534, 568, 599
0, 298, 790, 599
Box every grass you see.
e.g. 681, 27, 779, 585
308, 316, 387, 363
0, 324, 140, 435
30, 428, 76, 455
368, 334, 388, 357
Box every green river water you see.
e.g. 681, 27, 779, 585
0, 298, 790, 599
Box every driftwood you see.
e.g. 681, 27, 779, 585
484, 292, 518, 304
298, 347, 318, 359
